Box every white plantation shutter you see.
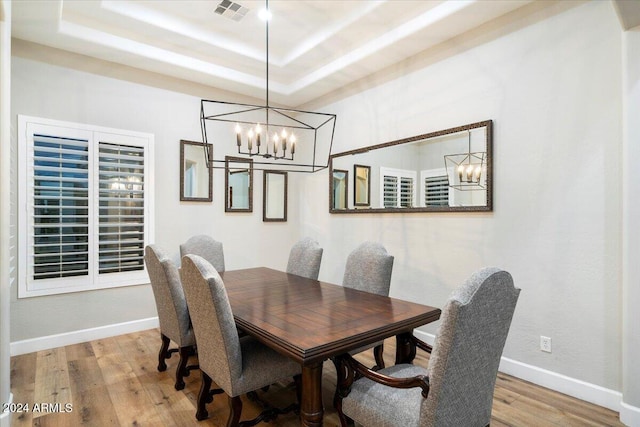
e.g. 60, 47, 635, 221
19, 116, 154, 298
424, 175, 449, 206
380, 167, 416, 208
32, 134, 90, 280
383, 175, 398, 208
98, 142, 146, 274
400, 177, 413, 208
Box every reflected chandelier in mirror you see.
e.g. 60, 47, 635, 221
329, 120, 492, 213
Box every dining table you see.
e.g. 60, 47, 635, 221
219, 267, 442, 427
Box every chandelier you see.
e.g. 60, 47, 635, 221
200, 0, 336, 173
443, 130, 486, 191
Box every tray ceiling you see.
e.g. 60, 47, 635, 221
12, 0, 536, 106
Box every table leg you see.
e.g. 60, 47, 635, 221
301, 362, 324, 427
395, 332, 417, 364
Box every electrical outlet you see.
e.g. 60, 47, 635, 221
540, 336, 552, 353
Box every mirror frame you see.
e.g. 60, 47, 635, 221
329, 120, 493, 213
225, 156, 253, 213
180, 140, 213, 202
263, 171, 288, 222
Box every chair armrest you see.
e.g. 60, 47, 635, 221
410, 334, 433, 354
336, 353, 430, 399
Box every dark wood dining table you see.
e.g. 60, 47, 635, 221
219, 267, 441, 427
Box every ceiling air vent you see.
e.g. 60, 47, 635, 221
214, 0, 250, 22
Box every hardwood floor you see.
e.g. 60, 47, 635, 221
10, 328, 623, 426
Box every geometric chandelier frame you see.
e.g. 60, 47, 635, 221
200, 0, 336, 173
200, 99, 336, 173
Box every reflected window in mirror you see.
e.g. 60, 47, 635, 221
225, 156, 253, 212
380, 167, 416, 208
263, 171, 287, 222
180, 140, 212, 202
332, 169, 348, 210
329, 120, 492, 213
354, 164, 370, 207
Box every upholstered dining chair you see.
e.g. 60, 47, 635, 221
180, 234, 225, 273
180, 254, 302, 425
144, 245, 197, 390
286, 237, 323, 280
342, 241, 394, 369
334, 267, 520, 427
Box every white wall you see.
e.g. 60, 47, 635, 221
10, 52, 301, 342
300, 0, 623, 396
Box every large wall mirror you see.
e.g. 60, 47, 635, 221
180, 140, 212, 202
263, 171, 288, 222
329, 120, 492, 213
225, 156, 253, 212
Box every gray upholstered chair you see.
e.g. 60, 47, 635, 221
180, 234, 225, 273
334, 267, 520, 427
144, 245, 197, 390
342, 241, 394, 369
286, 237, 323, 280
180, 254, 302, 424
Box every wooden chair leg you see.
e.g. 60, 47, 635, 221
158, 334, 171, 371
174, 346, 192, 390
373, 343, 385, 370
196, 372, 213, 421
227, 395, 242, 427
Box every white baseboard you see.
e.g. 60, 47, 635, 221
10, 317, 159, 356
621, 401, 640, 427
0, 392, 13, 427
498, 356, 622, 412
413, 330, 623, 415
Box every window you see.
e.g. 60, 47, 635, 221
380, 167, 417, 208
420, 169, 450, 207
18, 115, 154, 298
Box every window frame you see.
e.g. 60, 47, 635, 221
18, 115, 154, 298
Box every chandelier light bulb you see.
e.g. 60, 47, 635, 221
474, 165, 482, 182
466, 164, 474, 181
247, 128, 254, 150
235, 123, 242, 146
290, 134, 297, 154
281, 129, 288, 151
255, 123, 262, 146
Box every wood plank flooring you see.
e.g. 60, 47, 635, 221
10, 328, 623, 426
